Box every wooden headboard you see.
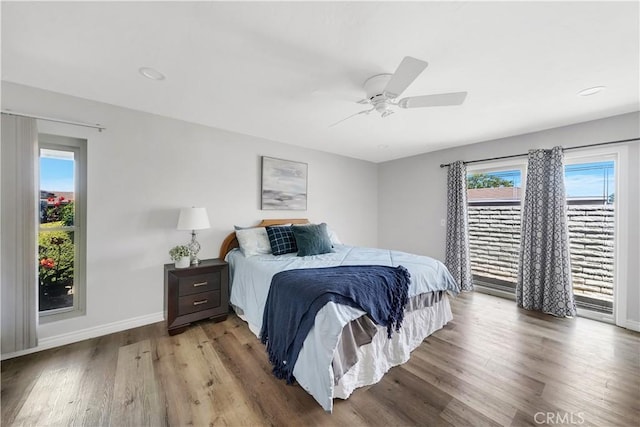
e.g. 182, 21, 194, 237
219, 218, 310, 259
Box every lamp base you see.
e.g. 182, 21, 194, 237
188, 230, 202, 266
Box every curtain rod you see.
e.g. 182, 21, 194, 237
439, 137, 639, 168
1, 110, 105, 132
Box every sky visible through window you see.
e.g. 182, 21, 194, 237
467, 161, 614, 200
41, 157, 74, 192
565, 161, 614, 199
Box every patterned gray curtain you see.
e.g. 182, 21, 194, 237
445, 161, 473, 291
517, 147, 576, 317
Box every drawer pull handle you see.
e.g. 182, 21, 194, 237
193, 299, 208, 306
193, 281, 208, 287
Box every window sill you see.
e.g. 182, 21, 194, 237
39, 307, 85, 324
474, 284, 516, 301
576, 307, 614, 324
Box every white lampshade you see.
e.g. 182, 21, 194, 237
177, 207, 210, 230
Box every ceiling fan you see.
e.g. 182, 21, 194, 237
330, 56, 467, 127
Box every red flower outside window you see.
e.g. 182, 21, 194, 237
40, 258, 55, 269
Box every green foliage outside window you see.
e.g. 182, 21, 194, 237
467, 173, 514, 189
42, 198, 74, 226
39, 223, 74, 299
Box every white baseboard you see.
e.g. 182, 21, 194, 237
623, 319, 640, 332
1, 311, 164, 360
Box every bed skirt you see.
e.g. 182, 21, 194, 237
232, 293, 453, 411
334, 293, 452, 399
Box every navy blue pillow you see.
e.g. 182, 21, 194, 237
292, 223, 333, 257
266, 225, 298, 255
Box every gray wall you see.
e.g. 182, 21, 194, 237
378, 112, 639, 327
1, 82, 378, 346
2, 79, 637, 350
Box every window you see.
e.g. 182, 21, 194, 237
565, 161, 615, 201
467, 163, 525, 292
38, 134, 86, 321
468, 155, 618, 317
564, 159, 616, 314
467, 169, 523, 203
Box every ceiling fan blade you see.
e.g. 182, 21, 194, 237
398, 91, 468, 109
383, 56, 428, 99
328, 108, 373, 128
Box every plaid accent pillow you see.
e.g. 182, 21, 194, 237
266, 225, 298, 255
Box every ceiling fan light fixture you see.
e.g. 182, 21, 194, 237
330, 56, 467, 127
373, 101, 394, 118
577, 86, 605, 96
374, 102, 389, 113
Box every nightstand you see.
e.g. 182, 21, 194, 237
164, 258, 229, 335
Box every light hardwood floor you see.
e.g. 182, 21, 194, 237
2, 292, 639, 426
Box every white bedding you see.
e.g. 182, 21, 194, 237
226, 244, 459, 411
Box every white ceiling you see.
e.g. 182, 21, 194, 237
2, 1, 638, 163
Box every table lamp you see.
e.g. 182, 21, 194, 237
177, 207, 210, 265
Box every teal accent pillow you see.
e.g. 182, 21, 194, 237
292, 223, 333, 257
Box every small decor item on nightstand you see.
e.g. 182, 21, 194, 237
177, 207, 210, 265
169, 245, 191, 268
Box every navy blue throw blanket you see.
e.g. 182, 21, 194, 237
260, 265, 410, 384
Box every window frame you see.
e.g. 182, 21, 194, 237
466, 159, 527, 291
466, 147, 628, 326
38, 134, 87, 323
563, 146, 627, 325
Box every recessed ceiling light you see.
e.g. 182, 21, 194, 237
578, 86, 605, 96
139, 67, 165, 81
378, 144, 389, 150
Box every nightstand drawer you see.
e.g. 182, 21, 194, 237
178, 272, 221, 296
165, 258, 229, 335
178, 290, 221, 316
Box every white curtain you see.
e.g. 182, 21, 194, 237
517, 147, 576, 317
445, 160, 473, 291
1, 115, 39, 353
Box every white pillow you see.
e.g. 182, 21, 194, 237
327, 226, 342, 245
236, 227, 272, 257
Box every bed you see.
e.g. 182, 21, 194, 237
219, 219, 459, 412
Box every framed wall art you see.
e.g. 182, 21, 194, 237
261, 156, 308, 210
